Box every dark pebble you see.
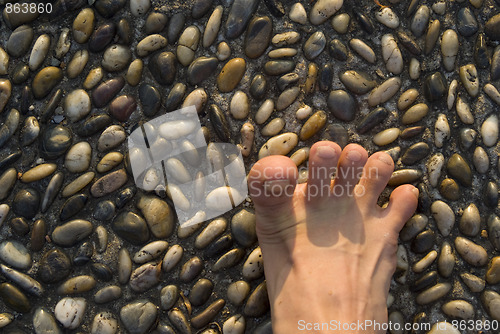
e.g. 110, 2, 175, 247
245, 16, 273, 59
401, 142, 430, 165
117, 18, 132, 44
488, 214, 500, 251
40, 124, 72, 159
60, 194, 88, 221
9, 217, 30, 236
12, 63, 30, 85
475, 34, 490, 70
115, 187, 136, 209
41, 172, 64, 213
491, 46, 500, 81
411, 230, 436, 253
109, 95, 136, 122
89, 23, 116, 53
327, 90, 356, 121
167, 13, 185, 44
40, 89, 63, 123
417, 182, 431, 213
399, 126, 425, 139
192, 0, 213, 19
38, 249, 71, 283
112, 211, 150, 245
7, 25, 33, 58
329, 39, 348, 61
149, 52, 177, 86
356, 107, 388, 134
92, 77, 125, 108
411, 271, 438, 292
225, 0, 260, 40
423, 72, 446, 102
484, 182, 499, 208
139, 84, 161, 117
244, 281, 269, 317
0, 283, 30, 313
91, 263, 113, 281
440, 178, 460, 201
250, 74, 267, 100
0, 150, 21, 173
263, 60, 295, 76
319, 64, 333, 91
277, 73, 300, 91
165, 83, 186, 112
20, 86, 32, 115
397, 31, 421, 55
49, 0, 86, 19
77, 114, 112, 137
93, 200, 116, 221
180, 256, 203, 283
145, 12, 168, 34
187, 57, 218, 85
457, 7, 478, 37
204, 234, 233, 258
354, 12, 374, 34
263, 0, 285, 17
191, 299, 225, 329
303, 31, 326, 60
209, 104, 231, 142
189, 278, 213, 306
94, 0, 126, 18
31, 219, 47, 251
400, 214, 428, 242
74, 241, 94, 266
447, 153, 472, 187
459, 128, 477, 151
322, 124, 348, 148
13, 188, 39, 219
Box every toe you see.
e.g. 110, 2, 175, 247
332, 144, 368, 197
248, 155, 298, 218
383, 184, 419, 234
356, 151, 394, 204
306, 141, 342, 201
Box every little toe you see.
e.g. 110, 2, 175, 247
248, 155, 298, 219
306, 141, 341, 201
383, 184, 419, 233
332, 144, 368, 197
356, 151, 395, 204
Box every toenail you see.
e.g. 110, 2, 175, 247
412, 187, 419, 198
316, 146, 336, 159
378, 153, 393, 165
346, 150, 362, 162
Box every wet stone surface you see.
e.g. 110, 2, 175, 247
0, 0, 498, 333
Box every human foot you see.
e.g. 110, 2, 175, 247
248, 141, 419, 334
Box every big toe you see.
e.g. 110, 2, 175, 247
248, 155, 298, 219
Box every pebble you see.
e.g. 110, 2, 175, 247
482, 290, 500, 321
373, 128, 400, 146
133, 241, 169, 264
223, 314, 246, 334
456, 96, 474, 124
0, 283, 30, 313
328, 90, 355, 121
381, 34, 403, 74
424, 72, 446, 102
177, 26, 201, 66
459, 64, 479, 98
51, 220, 93, 247
424, 20, 440, 55
32, 67, 63, 99
485, 13, 500, 41
447, 153, 472, 187
227, 280, 251, 305
397, 89, 418, 110
332, 13, 350, 34
481, 114, 499, 147
120, 301, 157, 334
438, 241, 455, 278
244, 281, 269, 317
416, 283, 451, 305
203, 6, 223, 47
62, 172, 95, 198
54, 297, 86, 329
217, 58, 246, 93
112, 211, 149, 245
277, 87, 300, 111
376, 7, 399, 28
368, 77, 401, 107
259, 133, 299, 159
89, 23, 116, 53
289, 3, 307, 24
29, 34, 50, 71
73, 8, 95, 43
190, 278, 213, 306
93, 77, 125, 108
33, 308, 61, 334
484, 83, 500, 105
455, 236, 488, 266
310, 0, 343, 25
410, 5, 430, 37
486, 257, 500, 284
409, 58, 420, 80
303, 31, 326, 60
168, 308, 191, 333
161, 285, 179, 310
349, 38, 376, 63
428, 322, 460, 334
401, 103, 428, 125
243, 247, 264, 280
340, 70, 376, 95
102, 45, 131, 72
461, 272, 485, 293
245, 16, 272, 59
91, 312, 118, 334
136, 34, 168, 57
130, 0, 150, 16
191, 299, 225, 329
94, 285, 122, 304
129, 262, 161, 292
492, 47, 500, 81
38, 249, 71, 283
7, 25, 33, 58
441, 29, 459, 72
225, 0, 260, 39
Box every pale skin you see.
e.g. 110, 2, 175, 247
248, 141, 418, 334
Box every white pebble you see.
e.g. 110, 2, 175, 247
434, 114, 450, 148
55, 297, 86, 329
289, 3, 308, 24
481, 114, 499, 147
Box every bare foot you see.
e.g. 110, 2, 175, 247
248, 141, 419, 334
